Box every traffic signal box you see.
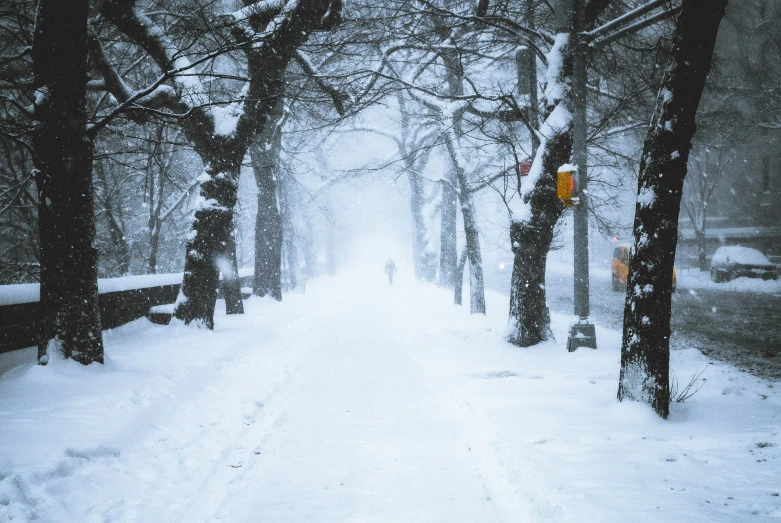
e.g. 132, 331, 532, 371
557, 167, 577, 207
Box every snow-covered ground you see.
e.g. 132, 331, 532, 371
1, 255, 779, 522
0, 268, 253, 306
547, 256, 781, 294
676, 267, 781, 293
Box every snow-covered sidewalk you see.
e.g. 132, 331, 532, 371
1, 261, 779, 522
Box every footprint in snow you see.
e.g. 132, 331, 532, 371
473, 370, 518, 379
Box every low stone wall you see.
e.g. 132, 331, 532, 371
0, 274, 253, 354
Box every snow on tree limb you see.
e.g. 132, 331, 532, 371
99, 0, 216, 127
294, 50, 350, 116
509, 32, 572, 224
228, 0, 288, 26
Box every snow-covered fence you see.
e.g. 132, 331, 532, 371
0, 269, 254, 354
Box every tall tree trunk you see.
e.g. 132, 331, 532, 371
454, 248, 468, 305
221, 221, 244, 314
95, 159, 130, 276
409, 171, 426, 279
279, 172, 299, 289
174, 153, 241, 328
507, 28, 573, 347
445, 137, 486, 314
464, 207, 486, 315
438, 32, 485, 310
439, 180, 458, 287
407, 170, 438, 283
32, 0, 103, 364
507, 128, 570, 346
147, 126, 169, 274
399, 93, 437, 283
301, 209, 317, 279
326, 209, 338, 276
148, 220, 161, 274
696, 228, 707, 272
436, 39, 463, 290
617, 0, 727, 419
250, 99, 284, 301
506, 0, 612, 346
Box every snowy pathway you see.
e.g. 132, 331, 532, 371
1, 258, 780, 522
210, 282, 502, 522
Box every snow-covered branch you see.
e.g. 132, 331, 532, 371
591, 4, 681, 48
510, 32, 572, 224
294, 51, 350, 116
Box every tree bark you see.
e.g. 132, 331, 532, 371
505, 0, 613, 346
617, 0, 727, 419
507, 129, 570, 346
507, 33, 572, 346
32, 0, 103, 364
445, 137, 486, 314
696, 228, 707, 272
174, 155, 241, 328
326, 207, 338, 276
301, 210, 318, 279
408, 172, 437, 282
279, 172, 299, 290
398, 93, 437, 283
147, 126, 170, 275
95, 159, 130, 276
454, 248, 468, 305
250, 101, 284, 301
439, 178, 458, 287
221, 221, 244, 314
438, 26, 486, 312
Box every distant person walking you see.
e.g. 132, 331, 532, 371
385, 258, 397, 285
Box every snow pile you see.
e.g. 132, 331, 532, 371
677, 268, 781, 293
0, 259, 778, 521
0, 274, 185, 306
711, 246, 773, 267
0, 269, 254, 307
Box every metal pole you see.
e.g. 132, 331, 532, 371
526, 0, 539, 156
567, 0, 597, 350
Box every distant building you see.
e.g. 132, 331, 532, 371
677, 0, 781, 266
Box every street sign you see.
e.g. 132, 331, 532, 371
519, 160, 532, 177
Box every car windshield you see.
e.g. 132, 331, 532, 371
613, 246, 629, 264
712, 246, 771, 265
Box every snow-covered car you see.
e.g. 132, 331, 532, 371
709, 246, 778, 282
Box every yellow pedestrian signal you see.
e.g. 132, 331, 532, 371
557, 168, 576, 206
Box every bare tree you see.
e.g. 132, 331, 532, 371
250, 98, 285, 300
94, 0, 343, 328
32, 0, 103, 364
681, 138, 735, 271
617, 0, 727, 419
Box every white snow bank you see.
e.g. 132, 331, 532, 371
547, 253, 781, 294
0, 274, 183, 306
677, 268, 781, 293
0, 268, 254, 306
0, 258, 778, 521
148, 303, 175, 314
0, 284, 39, 306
